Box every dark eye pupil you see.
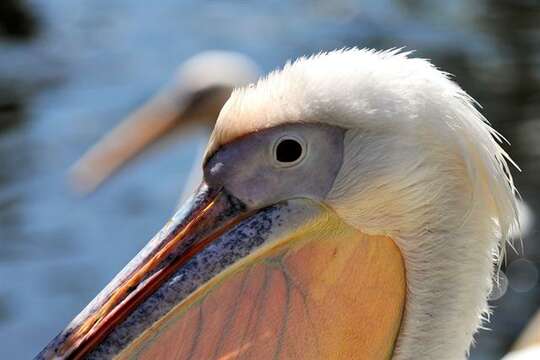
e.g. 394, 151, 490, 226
276, 139, 303, 163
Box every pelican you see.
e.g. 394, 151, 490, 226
70, 50, 259, 199
37, 48, 519, 359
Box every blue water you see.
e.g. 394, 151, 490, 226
0, 1, 538, 359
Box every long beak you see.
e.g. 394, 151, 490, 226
37, 184, 406, 360
37, 183, 244, 359
69, 85, 230, 194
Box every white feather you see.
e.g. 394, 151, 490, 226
502, 346, 540, 360
211, 48, 519, 359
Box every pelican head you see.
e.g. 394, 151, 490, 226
70, 50, 259, 194
38, 49, 517, 360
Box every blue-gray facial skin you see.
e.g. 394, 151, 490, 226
36, 123, 346, 360
205, 123, 345, 208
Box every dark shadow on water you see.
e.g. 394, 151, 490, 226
0, 0, 38, 40
0, 83, 28, 134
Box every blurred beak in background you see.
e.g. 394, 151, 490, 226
69, 51, 259, 194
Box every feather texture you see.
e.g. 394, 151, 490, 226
210, 48, 518, 359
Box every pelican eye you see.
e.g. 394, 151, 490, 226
273, 136, 305, 166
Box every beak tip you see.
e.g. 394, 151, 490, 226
68, 162, 100, 196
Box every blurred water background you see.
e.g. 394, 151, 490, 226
0, 1, 538, 359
